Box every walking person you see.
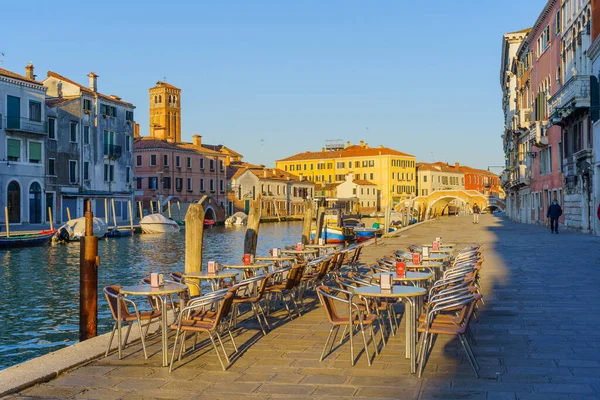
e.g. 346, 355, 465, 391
547, 197, 563, 234
472, 203, 481, 224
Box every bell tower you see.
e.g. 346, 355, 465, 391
149, 81, 181, 143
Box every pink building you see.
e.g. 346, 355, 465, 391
529, 0, 565, 225
133, 134, 228, 222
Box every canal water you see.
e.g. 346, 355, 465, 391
0, 221, 303, 370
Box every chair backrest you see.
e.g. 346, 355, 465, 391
286, 263, 306, 290
103, 285, 132, 321
170, 272, 183, 283
350, 245, 363, 264
315, 257, 332, 280
217, 287, 239, 324
317, 285, 343, 324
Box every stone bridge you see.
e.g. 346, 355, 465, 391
395, 189, 505, 220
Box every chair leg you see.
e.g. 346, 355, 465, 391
122, 324, 132, 349
370, 325, 379, 355
169, 328, 182, 372
459, 334, 479, 378
417, 331, 430, 378
105, 323, 117, 357
137, 319, 149, 359
226, 325, 238, 353
359, 324, 372, 366
208, 331, 227, 371
386, 306, 396, 337
320, 326, 336, 362
215, 331, 231, 364
256, 302, 271, 329
339, 325, 348, 344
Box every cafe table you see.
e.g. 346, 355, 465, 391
222, 262, 272, 279
305, 243, 339, 256
354, 285, 426, 374
421, 243, 456, 248
372, 271, 432, 285
183, 270, 238, 291
118, 283, 188, 367
281, 249, 319, 261
407, 261, 445, 280
254, 256, 296, 268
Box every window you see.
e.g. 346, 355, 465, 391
7, 138, 20, 161
100, 104, 108, 115
163, 177, 171, 189
69, 161, 78, 184
125, 135, 130, 152
150, 154, 157, 166
210, 179, 215, 192
84, 162, 90, 180
83, 99, 92, 112
199, 158, 204, 169
369, 173, 374, 180
369, 160, 374, 167
220, 180, 224, 192
335, 174, 345, 181
209, 159, 214, 171
423, 175, 427, 183
48, 158, 56, 175
136, 155, 142, 166
29, 101, 41, 122
175, 178, 182, 192
136, 177, 142, 190
187, 157, 192, 168
149, 177, 158, 190
336, 162, 344, 168
103, 163, 114, 182
290, 165, 295, 171
103, 130, 114, 155
126, 110, 134, 121
28, 141, 42, 163
362, 160, 367, 167
70, 122, 78, 142
83, 126, 90, 145
200, 178, 205, 191
220, 160, 224, 171
326, 163, 332, 169
48, 118, 56, 139
176, 156, 181, 167
110, 106, 117, 117
163, 154, 169, 166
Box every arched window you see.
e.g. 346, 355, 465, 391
158, 95, 162, 103
7, 181, 21, 223
154, 95, 157, 104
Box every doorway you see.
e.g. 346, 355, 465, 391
7, 181, 21, 223
29, 182, 42, 224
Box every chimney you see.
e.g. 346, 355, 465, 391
360, 140, 365, 147
455, 162, 459, 170
346, 141, 351, 148
263, 170, 267, 178
379, 145, 383, 148
322, 147, 325, 152
365, 143, 369, 149
192, 134, 202, 147
272, 170, 276, 176
87, 72, 98, 92
25, 62, 35, 80
134, 122, 141, 139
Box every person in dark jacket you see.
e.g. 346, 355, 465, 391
547, 197, 563, 234
472, 203, 481, 224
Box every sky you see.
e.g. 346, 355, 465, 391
0, 0, 545, 170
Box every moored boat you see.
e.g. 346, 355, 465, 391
353, 227, 381, 242
139, 214, 180, 234
105, 227, 134, 238
310, 226, 355, 244
204, 219, 215, 226
55, 217, 108, 242
0, 230, 57, 248
225, 212, 247, 226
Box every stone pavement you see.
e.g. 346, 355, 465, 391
4, 215, 600, 400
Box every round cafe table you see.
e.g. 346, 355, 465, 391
354, 285, 426, 374
421, 243, 456, 248
305, 243, 339, 256
223, 262, 271, 279
406, 261, 445, 280
372, 271, 432, 284
183, 271, 238, 291
254, 256, 296, 269
118, 283, 188, 367
281, 249, 319, 261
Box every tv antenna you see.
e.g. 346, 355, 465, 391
0, 52, 4, 67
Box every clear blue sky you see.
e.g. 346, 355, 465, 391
1, 0, 544, 170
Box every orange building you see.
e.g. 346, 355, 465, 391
460, 166, 500, 196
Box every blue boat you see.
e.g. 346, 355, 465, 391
353, 227, 382, 242
0, 230, 56, 248
310, 226, 355, 244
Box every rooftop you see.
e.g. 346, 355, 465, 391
0, 67, 43, 85
133, 137, 224, 156
277, 141, 414, 162
45, 71, 134, 107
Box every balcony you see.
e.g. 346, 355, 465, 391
3, 116, 47, 135
548, 75, 591, 120
104, 144, 122, 159
516, 108, 531, 130
529, 121, 549, 147
509, 164, 530, 189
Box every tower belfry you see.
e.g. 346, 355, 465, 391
149, 81, 181, 143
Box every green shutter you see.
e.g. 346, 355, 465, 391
7, 139, 20, 159
29, 142, 42, 162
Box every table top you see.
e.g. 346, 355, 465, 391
305, 244, 339, 249
429, 249, 454, 254
281, 249, 319, 254
120, 283, 188, 296
372, 271, 432, 282
421, 243, 456, 248
355, 285, 426, 298
422, 254, 449, 260
407, 262, 444, 269
223, 263, 271, 270
255, 256, 296, 262
183, 271, 238, 279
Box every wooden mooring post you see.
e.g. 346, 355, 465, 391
244, 195, 262, 256
184, 196, 206, 296
315, 200, 326, 243
301, 199, 313, 244
80, 199, 99, 341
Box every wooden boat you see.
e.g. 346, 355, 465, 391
105, 228, 134, 238
310, 226, 355, 244
0, 230, 57, 248
55, 217, 108, 242
204, 219, 215, 226
353, 227, 382, 242
139, 214, 180, 234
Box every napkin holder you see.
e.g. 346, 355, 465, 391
436, 236, 442, 245
432, 241, 439, 251
208, 261, 217, 274
273, 248, 280, 257
150, 273, 164, 288
380, 273, 393, 291
412, 253, 421, 266
422, 246, 430, 257
243, 254, 251, 265
296, 242, 304, 251
395, 261, 405, 278
318, 238, 324, 246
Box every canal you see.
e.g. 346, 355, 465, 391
0, 221, 303, 370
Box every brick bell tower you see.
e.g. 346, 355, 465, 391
149, 81, 181, 143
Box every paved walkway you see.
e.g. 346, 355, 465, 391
4, 215, 600, 399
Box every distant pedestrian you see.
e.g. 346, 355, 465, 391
472, 203, 480, 224
547, 197, 563, 234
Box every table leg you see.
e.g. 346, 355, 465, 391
404, 299, 410, 359
160, 296, 168, 367
117, 294, 122, 359
409, 298, 416, 374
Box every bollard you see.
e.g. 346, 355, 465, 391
80, 199, 99, 341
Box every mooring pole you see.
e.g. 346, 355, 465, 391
80, 199, 99, 341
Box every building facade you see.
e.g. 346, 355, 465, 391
275, 140, 416, 210
589, 0, 600, 235
228, 165, 314, 217
43, 71, 135, 224
335, 173, 378, 214
416, 162, 464, 196
0, 64, 47, 225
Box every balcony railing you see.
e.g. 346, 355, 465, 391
104, 144, 122, 159
548, 75, 591, 120
3, 116, 47, 135
529, 121, 549, 147
516, 108, 531, 130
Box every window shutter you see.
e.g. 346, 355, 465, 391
29, 142, 42, 161
7, 139, 20, 158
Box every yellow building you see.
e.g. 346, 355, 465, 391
149, 81, 181, 143
275, 140, 416, 209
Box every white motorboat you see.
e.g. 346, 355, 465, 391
224, 212, 248, 226
55, 217, 108, 241
139, 213, 180, 234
